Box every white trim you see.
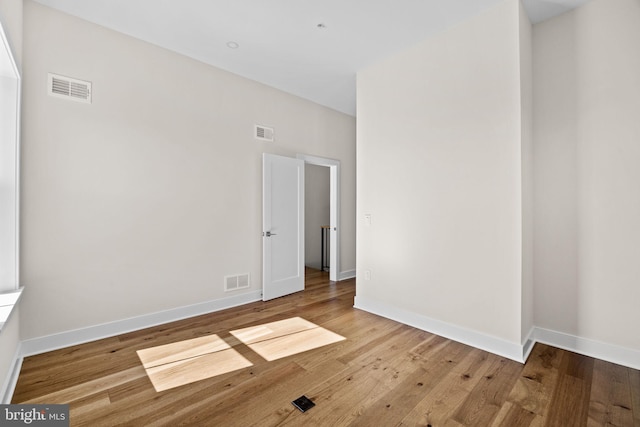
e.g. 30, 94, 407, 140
521, 327, 535, 362
0, 288, 23, 330
0, 17, 21, 295
1, 342, 22, 404
338, 269, 356, 281
533, 327, 640, 371
297, 154, 341, 282
21, 291, 262, 357
354, 295, 526, 363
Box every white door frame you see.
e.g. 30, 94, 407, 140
297, 154, 340, 282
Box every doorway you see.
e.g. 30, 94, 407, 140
262, 153, 341, 301
297, 154, 340, 282
304, 164, 329, 273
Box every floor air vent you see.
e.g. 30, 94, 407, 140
255, 124, 274, 142
48, 73, 92, 104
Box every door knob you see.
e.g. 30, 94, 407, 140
265, 231, 277, 237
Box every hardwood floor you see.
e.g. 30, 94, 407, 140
12, 269, 640, 426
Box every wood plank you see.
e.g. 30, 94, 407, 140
630, 368, 640, 426
229, 316, 319, 345
10, 268, 640, 426
448, 355, 523, 426
12, 336, 138, 402
491, 401, 542, 427
545, 351, 595, 427
587, 359, 635, 426
18, 366, 147, 404
144, 347, 253, 392
282, 327, 432, 426
136, 333, 231, 368
398, 348, 500, 426
506, 344, 562, 417
141, 361, 306, 427
75, 360, 304, 426
244, 326, 345, 361
353, 337, 459, 423
67, 392, 111, 421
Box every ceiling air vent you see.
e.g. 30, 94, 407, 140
255, 124, 274, 142
48, 73, 92, 104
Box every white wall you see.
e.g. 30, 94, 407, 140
356, 0, 527, 355
0, 0, 21, 69
519, 2, 534, 344
534, 0, 640, 352
20, 0, 356, 341
305, 164, 330, 270
0, 0, 22, 402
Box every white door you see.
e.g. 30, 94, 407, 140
262, 153, 305, 301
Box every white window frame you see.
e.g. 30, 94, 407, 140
0, 17, 22, 328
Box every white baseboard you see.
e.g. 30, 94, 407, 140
354, 295, 526, 363
20, 290, 262, 357
339, 270, 356, 281
1, 343, 23, 404
533, 327, 640, 370
522, 327, 536, 362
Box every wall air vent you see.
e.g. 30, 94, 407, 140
255, 124, 274, 142
224, 273, 250, 292
48, 73, 92, 104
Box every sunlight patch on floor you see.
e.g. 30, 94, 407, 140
137, 335, 252, 392
136, 317, 345, 392
230, 317, 346, 361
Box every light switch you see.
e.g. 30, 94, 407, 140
364, 214, 372, 226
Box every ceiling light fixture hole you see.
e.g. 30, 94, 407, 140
226, 41, 239, 49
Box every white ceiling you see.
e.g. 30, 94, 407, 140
33, 0, 591, 116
